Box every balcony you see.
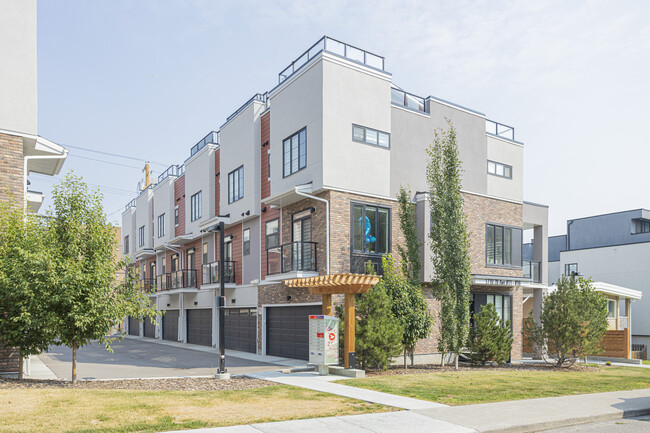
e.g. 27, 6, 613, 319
201, 261, 237, 285
278, 36, 385, 84
486, 119, 516, 141
156, 274, 168, 291
156, 269, 198, 291
523, 261, 540, 283
391, 87, 427, 113
124, 198, 136, 212
140, 277, 156, 293
157, 164, 184, 183
190, 131, 219, 157
267, 241, 318, 275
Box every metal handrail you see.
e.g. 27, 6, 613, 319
225, 94, 268, 124
190, 131, 219, 157
124, 198, 136, 212
391, 87, 426, 113
486, 119, 515, 141
267, 241, 318, 275
201, 261, 236, 285
523, 261, 540, 283
140, 277, 156, 293
157, 164, 184, 183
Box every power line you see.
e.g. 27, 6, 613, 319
29, 174, 137, 197
68, 153, 142, 170
63, 143, 170, 167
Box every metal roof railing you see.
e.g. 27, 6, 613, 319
486, 120, 515, 141
157, 164, 185, 183
224, 93, 268, 124
190, 131, 219, 157
124, 198, 136, 212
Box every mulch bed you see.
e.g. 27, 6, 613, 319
0, 376, 276, 391
364, 362, 600, 377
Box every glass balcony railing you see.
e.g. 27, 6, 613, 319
124, 198, 136, 212
190, 131, 219, 157
486, 119, 515, 141
201, 261, 237, 285
523, 261, 541, 283
157, 164, 184, 183
267, 241, 318, 275
391, 87, 426, 113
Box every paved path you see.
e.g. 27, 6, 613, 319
544, 415, 650, 432
246, 370, 446, 410
39, 338, 290, 380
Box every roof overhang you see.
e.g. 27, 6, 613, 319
26, 190, 44, 213
593, 282, 643, 300
23, 135, 68, 176
265, 182, 319, 208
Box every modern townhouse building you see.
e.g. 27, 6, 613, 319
0, 0, 69, 373
543, 209, 650, 349
122, 36, 548, 362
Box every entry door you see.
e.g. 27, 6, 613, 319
171, 254, 179, 272
292, 211, 312, 271
186, 248, 196, 286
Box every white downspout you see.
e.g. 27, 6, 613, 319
294, 186, 329, 275
23, 154, 67, 207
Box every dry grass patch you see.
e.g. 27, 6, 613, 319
1, 385, 392, 433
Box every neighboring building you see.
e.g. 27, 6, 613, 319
542, 209, 650, 348
122, 36, 547, 362
0, 0, 69, 373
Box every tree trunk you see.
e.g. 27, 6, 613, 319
410, 351, 415, 367
72, 342, 77, 384
441, 352, 446, 367
403, 348, 407, 369
18, 355, 23, 380
455, 352, 459, 370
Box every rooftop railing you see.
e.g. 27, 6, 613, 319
391, 87, 427, 113
486, 119, 515, 141
278, 36, 385, 84
157, 164, 185, 183
124, 198, 136, 212
225, 93, 268, 124
190, 131, 219, 157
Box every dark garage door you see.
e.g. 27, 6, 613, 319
162, 310, 179, 342
128, 316, 140, 336
187, 309, 212, 346
143, 317, 156, 338
266, 305, 321, 360
225, 308, 257, 353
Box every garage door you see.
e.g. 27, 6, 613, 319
266, 305, 321, 360
143, 317, 156, 338
162, 310, 179, 341
128, 316, 140, 336
187, 309, 212, 346
225, 308, 257, 353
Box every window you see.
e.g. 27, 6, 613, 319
565, 263, 578, 276
267, 149, 271, 180
265, 218, 279, 249
472, 293, 512, 324
283, 128, 307, 177
157, 213, 165, 238
352, 124, 390, 148
607, 299, 617, 318
123, 235, 129, 254
228, 166, 244, 203
633, 219, 650, 234
171, 254, 178, 272
202, 242, 208, 265
174, 206, 179, 226
138, 226, 145, 247
352, 204, 390, 254
243, 228, 250, 256
486, 224, 522, 266
190, 191, 202, 221
487, 160, 512, 179
186, 248, 195, 270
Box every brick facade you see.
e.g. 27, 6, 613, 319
174, 174, 186, 237
260, 111, 270, 200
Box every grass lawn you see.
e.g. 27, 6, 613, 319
0, 385, 391, 433
339, 366, 650, 406
643, 360, 650, 365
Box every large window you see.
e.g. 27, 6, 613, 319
487, 160, 512, 179
633, 219, 650, 234
471, 293, 512, 325
123, 235, 129, 254
243, 228, 250, 256
265, 218, 279, 249
190, 191, 202, 221
352, 204, 390, 254
138, 226, 145, 247
283, 128, 306, 177
564, 263, 578, 276
486, 224, 522, 266
228, 166, 244, 203
352, 124, 390, 148
157, 213, 165, 238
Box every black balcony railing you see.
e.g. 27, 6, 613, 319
190, 131, 219, 157
156, 274, 168, 291
140, 277, 156, 293
157, 164, 184, 183
156, 269, 198, 290
523, 261, 541, 283
201, 261, 237, 285
267, 241, 318, 275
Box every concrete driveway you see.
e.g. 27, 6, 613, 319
38, 337, 290, 380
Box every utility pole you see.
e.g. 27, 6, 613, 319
217, 220, 228, 378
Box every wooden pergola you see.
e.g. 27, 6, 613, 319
284, 273, 380, 369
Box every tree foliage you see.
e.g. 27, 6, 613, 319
0, 201, 56, 379
46, 173, 158, 382
526, 276, 608, 367
469, 304, 513, 365
426, 120, 472, 367
396, 186, 421, 284
381, 254, 432, 368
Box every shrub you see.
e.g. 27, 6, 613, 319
469, 303, 513, 365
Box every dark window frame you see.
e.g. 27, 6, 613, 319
350, 202, 391, 255
243, 228, 250, 256
564, 263, 578, 276
228, 165, 244, 203
487, 160, 513, 179
123, 235, 129, 254
190, 191, 202, 221
632, 219, 650, 234
138, 226, 145, 247
485, 223, 522, 268
174, 206, 179, 226
471, 292, 513, 326
352, 124, 390, 149
282, 127, 307, 178
265, 218, 279, 250
157, 213, 165, 238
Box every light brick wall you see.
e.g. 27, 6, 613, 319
0, 132, 24, 205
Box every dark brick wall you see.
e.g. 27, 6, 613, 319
260, 111, 270, 200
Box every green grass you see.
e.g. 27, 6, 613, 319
1, 385, 392, 433
339, 367, 650, 406
642, 360, 650, 365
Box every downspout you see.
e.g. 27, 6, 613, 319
23, 154, 67, 208
294, 185, 329, 274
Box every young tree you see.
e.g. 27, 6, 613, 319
469, 304, 513, 365
397, 186, 421, 284
426, 120, 472, 369
0, 201, 56, 379
381, 254, 432, 368
527, 276, 608, 367
47, 174, 158, 383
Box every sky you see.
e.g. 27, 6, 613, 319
34, 0, 650, 235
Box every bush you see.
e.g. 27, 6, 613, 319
469, 303, 513, 365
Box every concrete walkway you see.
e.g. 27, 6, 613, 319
246, 370, 446, 410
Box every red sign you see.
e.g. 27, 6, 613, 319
317, 332, 324, 338
328, 332, 336, 341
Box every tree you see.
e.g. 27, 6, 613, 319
397, 187, 421, 284
527, 276, 608, 367
381, 254, 432, 368
469, 304, 513, 365
426, 120, 472, 369
0, 201, 56, 379
46, 173, 158, 383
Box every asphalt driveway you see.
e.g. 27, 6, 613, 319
39, 338, 284, 380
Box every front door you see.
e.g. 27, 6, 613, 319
292, 210, 312, 271
186, 248, 196, 286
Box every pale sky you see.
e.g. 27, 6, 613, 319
34, 0, 650, 235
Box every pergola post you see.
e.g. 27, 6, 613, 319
625, 298, 631, 359
322, 294, 333, 316
344, 293, 355, 369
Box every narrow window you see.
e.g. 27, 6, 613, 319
123, 235, 129, 254
265, 219, 279, 249
243, 228, 250, 256
157, 213, 165, 238
228, 166, 244, 203
190, 191, 202, 221
486, 224, 521, 266
174, 206, 179, 226
202, 242, 208, 265
138, 226, 145, 247
267, 149, 271, 180
283, 128, 307, 177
